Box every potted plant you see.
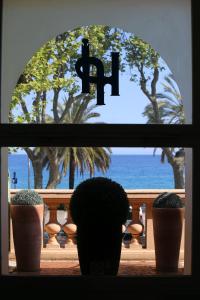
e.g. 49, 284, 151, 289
70, 177, 129, 275
10, 189, 44, 272
152, 192, 185, 272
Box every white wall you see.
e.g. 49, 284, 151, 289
1, 0, 192, 123
1, 0, 192, 274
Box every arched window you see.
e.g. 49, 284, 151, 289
8, 26, 187, 191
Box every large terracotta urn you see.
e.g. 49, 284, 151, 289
152, 207, 184, 272
11, 190, 44, 272
152, 192, 185, 273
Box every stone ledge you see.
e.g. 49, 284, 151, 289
9, 249, 184, 261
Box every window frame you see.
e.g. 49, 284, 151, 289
0, 0, 200, 295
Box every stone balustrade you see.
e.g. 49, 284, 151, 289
9, 189, 185, 254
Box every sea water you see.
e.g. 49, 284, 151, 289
8, 154, 174, 189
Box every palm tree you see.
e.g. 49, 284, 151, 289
156, 74, 185, 124
61, 97, 111, 188
62, 146, 111, 189
47, 96, 112, 189
143, 74, 185, 124
143, 74, 185, 188
143, 101, 170, 124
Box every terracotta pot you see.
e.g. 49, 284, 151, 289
10, 204, 44, 272
152, 208, 184, 272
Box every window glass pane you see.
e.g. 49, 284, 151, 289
10, 26, 185, 125
8, 147, 190, 276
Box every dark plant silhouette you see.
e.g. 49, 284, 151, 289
70, 177, 129, 275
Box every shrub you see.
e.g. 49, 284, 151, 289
70, 177, 129, 226
153, 192, 184, 208
11, 190, 43, 205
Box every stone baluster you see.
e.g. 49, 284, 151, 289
127, 201, 143, 248
145, 203, 155, 249
63, 204, 77, 247
132, 201, 140, 223
44, 203, 61, 249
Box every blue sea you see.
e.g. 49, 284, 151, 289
8, 154, 174, 189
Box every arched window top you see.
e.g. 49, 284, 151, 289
10, 25, 185, 125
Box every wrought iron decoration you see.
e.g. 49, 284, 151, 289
75, 39, 119, 105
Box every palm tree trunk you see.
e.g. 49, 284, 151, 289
172, 162, 185, 189
32, 162, 43, 189
162, 147, 185, 189
46, 160, 61, 189
24, 148, 47, 189
69, 148, 75, 189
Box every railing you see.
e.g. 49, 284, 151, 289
10, 189, 185, 254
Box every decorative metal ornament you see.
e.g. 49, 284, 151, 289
75, 39, 119, 105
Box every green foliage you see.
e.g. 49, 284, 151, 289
156, 74, 185, 124
143, 74, 185, 125
8, 147, 19, 154
126, 36, 159, 66
70, 177, 129, 225
62, 146, 111, 177
125, 36, 161, 83
153, 192, 184, 208
11, 190, 43, 205
10, 25, 125, 124
143, 101, 169, 124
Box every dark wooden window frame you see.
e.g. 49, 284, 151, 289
0, 0, 200, 296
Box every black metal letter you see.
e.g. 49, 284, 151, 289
75, 39, 119, 105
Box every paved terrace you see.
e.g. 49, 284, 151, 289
9, 260, 184, 276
